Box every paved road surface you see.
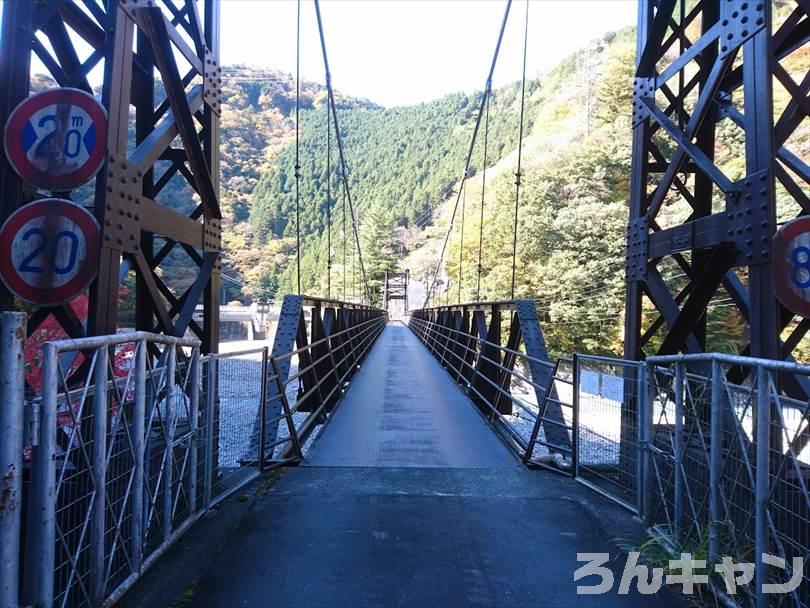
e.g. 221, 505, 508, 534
185, 324, 686, 607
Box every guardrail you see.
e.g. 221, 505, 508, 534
407, 300, 574, 470
2, 294, 388, 608
27, 331, 201, 608
572, 351, 810, 607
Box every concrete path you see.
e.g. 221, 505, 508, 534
181, 326, 685, 607
186, 467, 686, 607
307, 323, 516, 469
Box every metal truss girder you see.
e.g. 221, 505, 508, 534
657, 243, 738, 355
0, 1, 222, 355
409, 300, 571, 453
513, 299, 570, 451
252, 295, 386, 455
625, 0, 808, 372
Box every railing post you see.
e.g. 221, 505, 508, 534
634, 360, 645, 514
754, 365, 770, 608
203, 356, 216, 508
572, 353, 580, 479
0, 312, 25, 608
708, 358, 722, 564
162, 346, 177, 541
673, 362, 684, 543
258, 348, 269, 468
26, 342, 58, 607
188, 347, 200, 513
132, 340, 146, 573
272, 356, 303, 460
91, 345, 109, 604
642, 361, 654, 525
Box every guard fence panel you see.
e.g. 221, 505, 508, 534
6, 296, 387, 608
571, 352, 810, 607
407, 301, 575, 471
26, 332, 202, 608
646, 354, 810, 608
573, 355, 644, 514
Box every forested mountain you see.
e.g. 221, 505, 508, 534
231, 2, 807, 358
28, 4, 803, 358
246, 78, 542, 299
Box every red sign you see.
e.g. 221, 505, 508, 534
773, 217, 810, 318
4, 88, 107, 191
0, 199, 100, 306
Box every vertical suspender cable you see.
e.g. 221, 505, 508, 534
294, 0, 301, 294
352, 220, 356, 301
423, 0, 512, 307
326, 97, 332, 299
457, 175, 467, 304
342, 167, 346, 301
476, 89, 491, 301
510, 0, 529, 300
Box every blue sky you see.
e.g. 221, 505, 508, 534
222, 0, 637, 107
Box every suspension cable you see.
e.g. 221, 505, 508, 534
476, 89, 491, 301
294, 0, 302, 294
423, 0, 512, 307
314, 0, 371, 304
457, 174, 467, 304
326, 95, 332, 299
510, 0, 529, 300
342, 165, 346, 301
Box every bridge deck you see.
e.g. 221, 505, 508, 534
307, 322, 516, 468
157, 324, 685, 607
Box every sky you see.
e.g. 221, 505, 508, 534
3, 0, 638, 108
221, 0, 637, 107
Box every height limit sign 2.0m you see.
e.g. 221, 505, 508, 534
4, 87, 107, 191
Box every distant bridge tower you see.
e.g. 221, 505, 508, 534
383, 270, 409, 319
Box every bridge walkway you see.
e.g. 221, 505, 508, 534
307, 322, 516, 468
180, 323, 685, 607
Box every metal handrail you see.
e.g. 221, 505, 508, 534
409, 316, 554, 390
274, 315, 385, 362
407, 314, 573, 462
44, 330, 200, 353
275, 316, 386, 455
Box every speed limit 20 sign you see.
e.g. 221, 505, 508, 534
4, 88, 107, 191
774, 217, 810, 318
0, 199, 100, 307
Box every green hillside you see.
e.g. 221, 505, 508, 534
247, 80, 542, 299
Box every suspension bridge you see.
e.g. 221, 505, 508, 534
0, 0, 808, 607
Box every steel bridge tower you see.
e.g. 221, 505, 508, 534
624, 0, 809, 378
0, 0, 222, 353
383, 270, 409, 318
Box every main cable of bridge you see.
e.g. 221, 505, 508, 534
314, 0, 371, 304
423, 0, 513, 307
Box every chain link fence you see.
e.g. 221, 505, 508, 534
573, 351, 810, 607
